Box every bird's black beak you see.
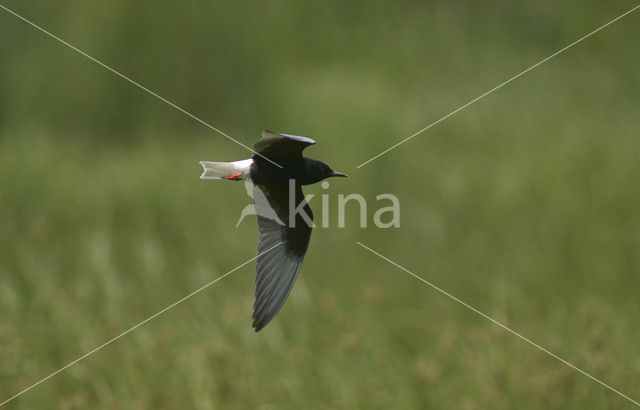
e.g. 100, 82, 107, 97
331, 171, 348, 178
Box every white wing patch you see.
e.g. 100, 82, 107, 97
279, 133, 316, 145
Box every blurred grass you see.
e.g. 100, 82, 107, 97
1, 1, 640, 409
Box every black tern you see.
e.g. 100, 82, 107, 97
200, 130, 346, 331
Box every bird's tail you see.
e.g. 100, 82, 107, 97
199, 159, 252, 180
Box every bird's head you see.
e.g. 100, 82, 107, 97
304, 159, 348, 184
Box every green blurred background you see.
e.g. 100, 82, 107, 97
1, 1, 639, 408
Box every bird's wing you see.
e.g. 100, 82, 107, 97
252, 182, 313, 331
252, 130, 316, 162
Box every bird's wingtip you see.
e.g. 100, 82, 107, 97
252, 320, 265, 332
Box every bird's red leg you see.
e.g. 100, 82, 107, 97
224, 173, 244, 181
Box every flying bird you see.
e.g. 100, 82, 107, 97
200, 130, 347, 331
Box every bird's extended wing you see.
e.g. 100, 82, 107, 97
252, 130, 316, 163
252, 182, 313, 331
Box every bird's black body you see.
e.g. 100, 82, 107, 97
250, 157, 338, 186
